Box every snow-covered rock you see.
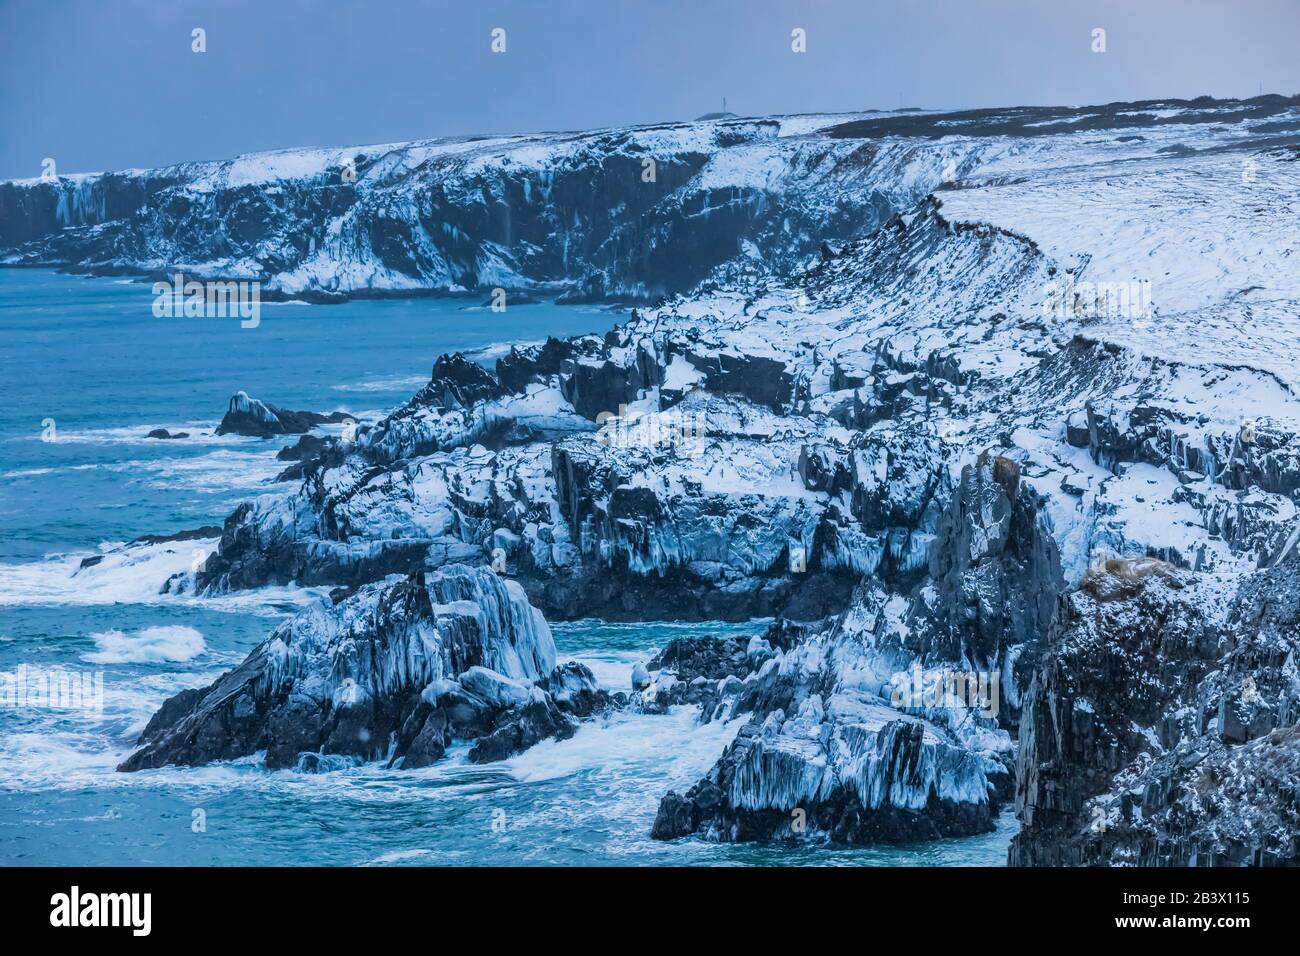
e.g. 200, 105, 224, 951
1011, 556, 1300, 866
119, 564, 608, 771
215, 390, 350, 438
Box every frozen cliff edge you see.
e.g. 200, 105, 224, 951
8, 96, 1293, 304
1010, 556, 1300, 866
0, 116, 950, 303
650, 454, 1063, 844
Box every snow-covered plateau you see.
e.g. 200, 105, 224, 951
6, 95, 1299, 864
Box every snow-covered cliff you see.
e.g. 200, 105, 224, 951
75, 94, 1300, 860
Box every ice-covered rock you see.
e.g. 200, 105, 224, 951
215, 390, 350, 438
652, 648, 1006, 843
118, 564, 591, 771
630, 662, 651, 691
77, 93, 1300, 859
1010, 556, 1300, 866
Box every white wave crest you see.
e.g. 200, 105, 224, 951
84, 626, 207, 664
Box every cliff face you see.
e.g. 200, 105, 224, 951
70, 95, 1300, 857
0, 120, 966, 302
1010, 557, 1300, 866
650, 456, 1065, 845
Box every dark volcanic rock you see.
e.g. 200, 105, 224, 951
128, 525, 223, 547
647, 635, 754, 682
900, 453, 1065, 730
924, 455, 1062, 660
468, 689, 576, 763
685, 349, 793, 414
419, 353, 505, 411
215, 390, 350, 438
276, 433, 331, 461
495, 337, 580, 392
1010, 557, 1300, 866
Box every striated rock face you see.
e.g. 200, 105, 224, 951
902, 454, 1065, 729
647, 464, 1064, 845
1010, 557, 1300, 866
120, 564, 609, 772
649, 647, 1010, 844
649, 440, 1071, 845
653, 711, 997, 844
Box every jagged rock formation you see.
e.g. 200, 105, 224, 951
119, 564, 609, 772
215, 390, 351, 438
1010, 557, 1300, 866
653, 712, 998, 844
187, 369, 864, 621
56, 95, 1300, 858
901, 454, 1064, 730
649, 452, 1065, 844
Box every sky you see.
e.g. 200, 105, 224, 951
1, 0, 1298, 179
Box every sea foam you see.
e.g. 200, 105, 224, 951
85, 625, 207, 664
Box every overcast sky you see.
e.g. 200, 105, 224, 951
1, 0, 1297, 179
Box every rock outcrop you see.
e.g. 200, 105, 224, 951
216, 390, 351, 438
69, 95, 1300, 861
120, 564, 609, 772
647, 452, 1066, 845
1010, 557, 1300, 866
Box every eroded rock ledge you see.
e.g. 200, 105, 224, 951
649, 454, 1065, 845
